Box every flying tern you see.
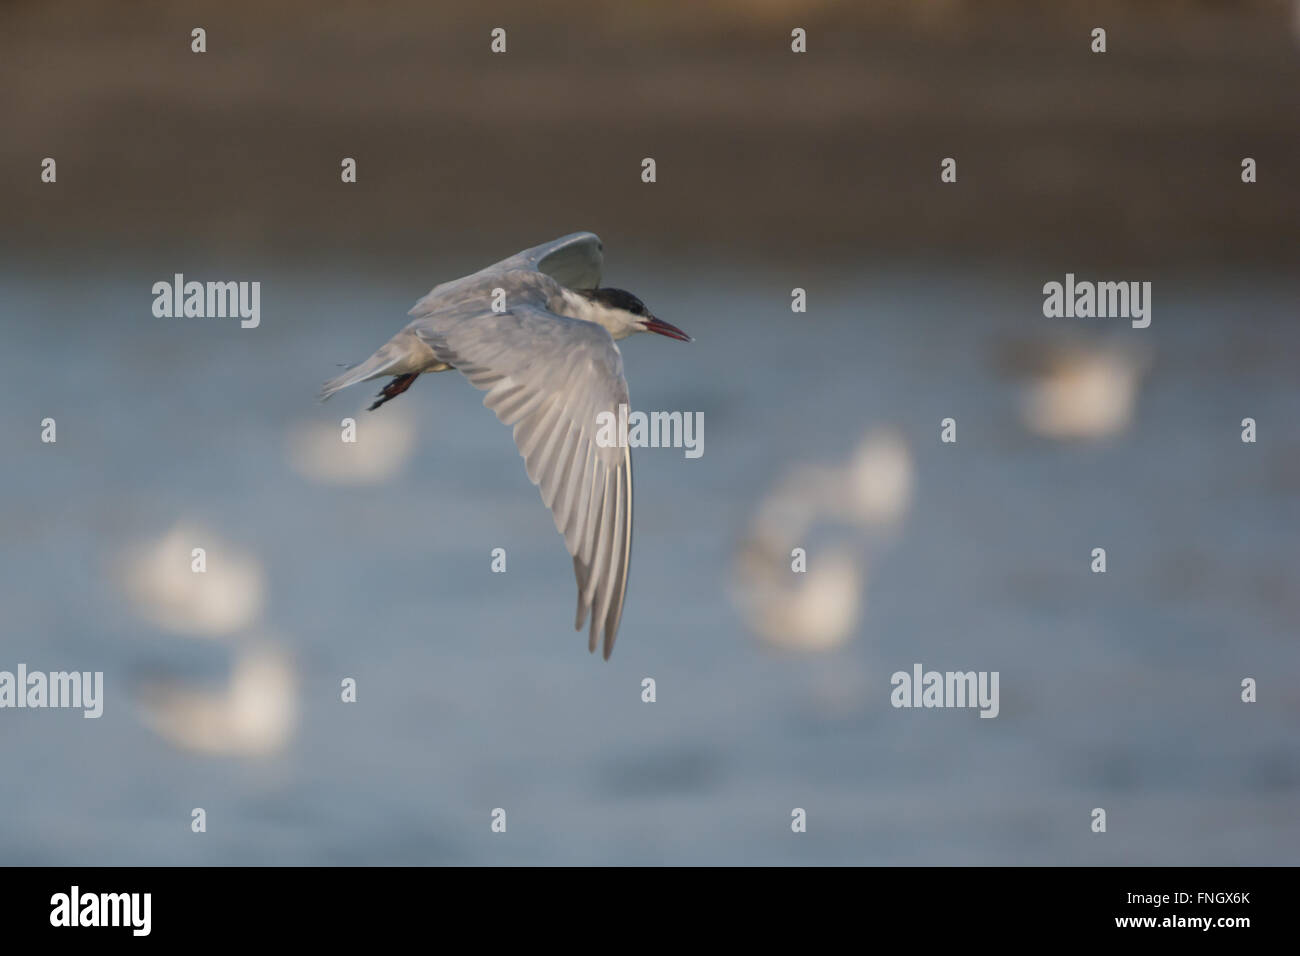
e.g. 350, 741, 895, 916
320, 232, 692, 658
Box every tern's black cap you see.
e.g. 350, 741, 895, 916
584, 287, 649, 316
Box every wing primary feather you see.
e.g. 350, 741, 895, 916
603, 450, 633, 660
584, 470, 611, 610
600, 477, 624, 659
534, 420, 575, 509
515, 396, 562, 467
581, 457, 604, 567
574, 557, 591, 631
589, 471, 619, 651
553, 428, 586, 541
566, 444, 596, 557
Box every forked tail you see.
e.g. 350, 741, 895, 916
319, 348, 402, 402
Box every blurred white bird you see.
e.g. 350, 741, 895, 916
733, 428, 913, 652
751, 428, 913, 546
319, 233, 692, 659
733, 541, 863, 652
998, 338, 1150, 440
116, 523, 264, 637
136, 642, 297, 757
842, 429, 914, 528
288, 409, 417, 485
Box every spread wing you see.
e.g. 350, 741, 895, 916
411, 302, 632, 658
408, 232, 604, 316
487, 232, 604, 290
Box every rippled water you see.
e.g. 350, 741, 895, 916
1, 257, 1296, 864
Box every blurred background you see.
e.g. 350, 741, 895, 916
0, 0, 1297, 865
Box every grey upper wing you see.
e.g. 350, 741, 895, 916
407, 233, 604, 317
410, 302, 632, 658
487, 232, 604, 290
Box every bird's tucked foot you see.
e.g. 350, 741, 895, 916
368, 373, 418, 411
